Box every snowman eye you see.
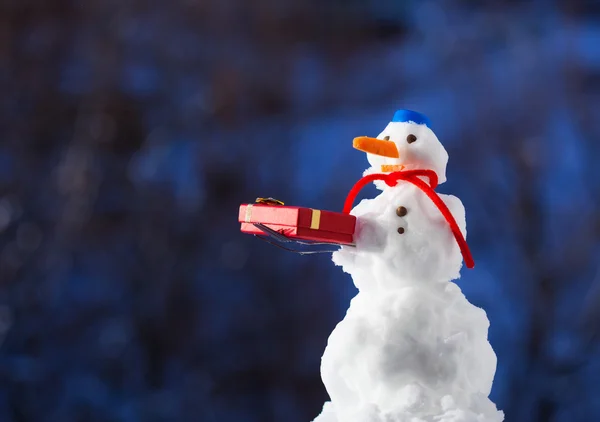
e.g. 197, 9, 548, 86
407, 134, 417, 144
384, 136, 390, 140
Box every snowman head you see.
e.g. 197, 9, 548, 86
354, 110, 449, 184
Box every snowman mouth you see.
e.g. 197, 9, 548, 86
381, 164, 405, 172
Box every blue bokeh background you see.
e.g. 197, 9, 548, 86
1, 1, 600, 421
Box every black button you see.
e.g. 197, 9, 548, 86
396, 206, 407, 217
397, 227, 405, 234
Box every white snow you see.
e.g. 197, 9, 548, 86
312, 120, 503, 422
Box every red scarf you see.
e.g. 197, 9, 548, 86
343, 170, 475, 269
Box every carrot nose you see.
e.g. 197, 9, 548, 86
353, 136, 400, 158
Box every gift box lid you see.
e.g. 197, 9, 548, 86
239, 204, 356, 235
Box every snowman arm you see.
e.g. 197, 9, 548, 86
439, 194, 467, 239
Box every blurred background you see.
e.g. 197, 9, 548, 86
1, 0, 600, 421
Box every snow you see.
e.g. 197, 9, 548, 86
334, 185, 465, 287
312, 120, 503, 422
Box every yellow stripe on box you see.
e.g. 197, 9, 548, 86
310, 209, 321, 230
245, 204, 254, 223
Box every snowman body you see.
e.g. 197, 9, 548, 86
333, 183, 465, 290
312, 111, 503, 422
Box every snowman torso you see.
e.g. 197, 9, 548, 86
333, 182, 466, 291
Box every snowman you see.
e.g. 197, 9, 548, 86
312, 110, 503, 422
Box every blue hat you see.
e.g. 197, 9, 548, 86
391, 109, 431, 127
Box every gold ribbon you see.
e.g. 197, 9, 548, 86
245, 204, 253, 223
310, 209, 321, 230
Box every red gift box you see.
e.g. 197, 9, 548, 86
239, 204, 356, 245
